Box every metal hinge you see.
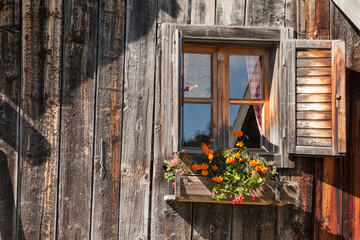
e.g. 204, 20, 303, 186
335, 93, 341, 108
282, 57, 286, 66
282, 129, 286, 139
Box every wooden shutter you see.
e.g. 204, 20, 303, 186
285, 40, 346, 156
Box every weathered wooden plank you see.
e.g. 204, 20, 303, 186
296, 102, 331, 112
192, 203, 232, 240
297, 51, 331, 58
157, 0, 191, 24
297, 120, 332, 129
119, 0, 157, 239
191, 0, 215, 25
178, 25, 282, 41
245, 0, 285, 27
297, 111, 332, 120
90, 0, 125, 239
295, 40, 332, 49
0, 0, 20, 238
297, 137, 332, 147
297, 76, 331, 85
332, 0, 360, 31
297, 93, 331, 103
296, 58, 331, 67
296, 85, 331, 94
58, 0, 98, 238
19, 0, 62, 239
215, 0, 246, 26
297, 68, 332, 76
296, 103, 331, 111
297, 129, 332, 138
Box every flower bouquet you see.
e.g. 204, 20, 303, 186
164, 131, 277, 204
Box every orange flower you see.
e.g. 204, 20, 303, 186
236, 130, 243, 137
201, 170, 209, 176
212, 176, 223, 183
235, 153, 241, 158
208, 154, 213, 160
226, 157, 233, 164
251, 170, 257, 175
212, 166, 218, 171
256, 160, 261, 165
210, 138, 215, 143
239, 158, 244, 162
192, 164, 202, 171
206, 149, 214, 156
236, 141, 244, 147
249, 160, 257, 167
232, 131, 236, 136
201, 143, 209, 153
255, 166, 262, 172
261, 167, 268, 173
201, 163, 209, 170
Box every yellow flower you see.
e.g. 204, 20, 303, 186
226, 157, 233, 163
236, 141, 244, 147
239, 158, 244, 162
208, 154, 213, 160
256, 160, 261, 165
249, 160, 257, 167
235, 153, 241, 158
261, 167, 268, 173
201, 170, 209, 176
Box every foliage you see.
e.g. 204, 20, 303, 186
164, 131, 277, 204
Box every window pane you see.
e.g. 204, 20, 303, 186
230, 105, 262, 148
229, 55, 262, 99
184, 104, 211, 147
184, 53, 211, 98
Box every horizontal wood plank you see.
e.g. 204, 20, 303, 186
297, 120, 332, 129
297, 111, 332, 120
297, 51, 331, 58
295, 146, 333, 156
297, 103, 331, 111
297, 68, 332, 76
297, 58, 331, 67
297, 137, 332, 147
229, 99, 265, 105
296, 85, 331, 94
297, 77, 331, 85
184, 98, 213, 104
295, 40, 332, 49
297, 94, 331, 103
297, 129, 332, 138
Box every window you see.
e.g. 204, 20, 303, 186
159, 24, 346, 168
182, 44, 269, 151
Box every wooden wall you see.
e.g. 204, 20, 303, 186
0, 0, 359, 239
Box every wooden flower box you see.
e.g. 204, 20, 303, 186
164, 173, 297, 206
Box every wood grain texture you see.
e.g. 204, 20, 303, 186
245, 0, 285, 27
297, 120, 331, 129
0, 1, 20, 238
296, 85, 331, 94
297, 51, 331, 58
332, 0, 360, 31
118, 0, 157, 239
58, 0, 98, 238
297, 129, 332, 138
296, 58, 331, 67
297, 76, 331, 85
296, 93, 331, 103
191, 0, 215, 25
157, 0, 191, 24
20, 0, 62, 239
215, 0, 246, 26
297, 137, 332, 147
90, 0, 125, 239
297, 67, 332, 77
297, 111, 332, 120
296, 103, 331, 111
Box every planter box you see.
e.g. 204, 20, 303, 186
164, 174, 297, 206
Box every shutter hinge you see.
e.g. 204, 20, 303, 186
282, 57, 286, 66
335, 94, 341, 107
282, 128, 286, 139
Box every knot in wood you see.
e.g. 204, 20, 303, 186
142, 173, 150, 182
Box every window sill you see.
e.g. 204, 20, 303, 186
164, 173, 296, 206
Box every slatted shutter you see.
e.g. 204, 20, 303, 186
285, 40, 346, 156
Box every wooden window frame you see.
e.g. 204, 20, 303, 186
182, 44, 271, 153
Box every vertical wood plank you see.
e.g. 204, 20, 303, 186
90, 0, 125, 239
119, 0, 157, 239
158, 0, 191, 24
0, 0, 21, 238
331, 2, 360, 239
215, 0, 246, 26
19, 0, 62, 239
191, 0, 216, 25
245, 0, 285, 27
192, 203, 232, 240
58, 0, 98, 238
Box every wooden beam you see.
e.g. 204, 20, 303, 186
332, 0, 360, 31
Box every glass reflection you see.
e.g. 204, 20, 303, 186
184, 53, 211, 98
230, 105, 261, 148
229, 55, 262, 99
184, 104, 211, 147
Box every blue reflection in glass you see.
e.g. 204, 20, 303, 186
184, 104, 211, 147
